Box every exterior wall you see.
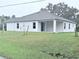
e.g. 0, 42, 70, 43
63, 22, 76, 32
6, 20, 76, 32
6, 21, 41, 32
56, 22, 63, 32
45, 21, 53, 32
37, 22, 41, 32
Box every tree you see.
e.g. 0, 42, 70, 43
46, 3, 79, 21
46, 3, 53, 13
46, 3, 79, 37
12, 15, 16, 18
75, 14, 79, 37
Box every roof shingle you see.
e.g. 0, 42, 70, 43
4, 9, 75, 23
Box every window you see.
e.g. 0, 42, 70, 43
33, 22, 36, 29
64, 23, 66, 29
17, 23, 19, 29
69, 24, 70, 29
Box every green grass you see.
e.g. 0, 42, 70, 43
0, 31, 79, 59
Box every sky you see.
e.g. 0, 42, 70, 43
0, 0, 79, 17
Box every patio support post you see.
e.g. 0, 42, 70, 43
53, 20, 56, 32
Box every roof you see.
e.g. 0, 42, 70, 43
4, 9, 75, 23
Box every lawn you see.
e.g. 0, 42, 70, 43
0, 31, 79, 59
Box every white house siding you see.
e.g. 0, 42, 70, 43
45, 21, 53, 32
6, 21, 76, 32
56, 21, 63, 32
7, 23, 17, 31
63, 22, 76, 32
37, 22, 41, 32
6, 21, 40, 32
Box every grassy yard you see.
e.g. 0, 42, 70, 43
0, 31, 79, 59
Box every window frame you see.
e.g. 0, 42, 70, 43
64, 23, 66, 29
17, 23, 19, 29
33, 22, 36, 29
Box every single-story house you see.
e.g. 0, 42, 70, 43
3, 9, 76, 32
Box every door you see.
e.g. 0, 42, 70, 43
41, 22, 45, 31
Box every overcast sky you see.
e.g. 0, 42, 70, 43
0, 0, 79, 17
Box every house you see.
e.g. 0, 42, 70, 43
3, 9, 76, 32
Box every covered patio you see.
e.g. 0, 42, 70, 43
39, 20, 63, 32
